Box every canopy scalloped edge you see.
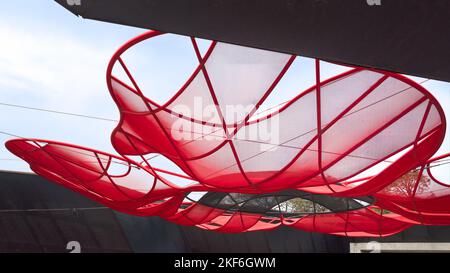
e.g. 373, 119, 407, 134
5, 30, 448, 237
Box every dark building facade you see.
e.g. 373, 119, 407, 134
0, 171, 349, 253
1, 170, 450, 253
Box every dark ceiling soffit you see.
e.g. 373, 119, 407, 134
55, 0, 450, 82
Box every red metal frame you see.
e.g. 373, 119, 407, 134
5, 30, 449, 237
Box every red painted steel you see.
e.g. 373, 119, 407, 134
5, 30, 448, 237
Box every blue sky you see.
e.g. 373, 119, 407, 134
0, 1, 449, 183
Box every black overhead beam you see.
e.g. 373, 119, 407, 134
55, 0, 450, 82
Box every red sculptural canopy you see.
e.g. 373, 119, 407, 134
5, 30, 449, 237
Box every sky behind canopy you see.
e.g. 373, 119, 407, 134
0, 1, 448, 184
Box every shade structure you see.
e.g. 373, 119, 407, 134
376, 153, 450, 225
5, 30, 448, 237
107, 31, 445, 195
4, 139, 415, 237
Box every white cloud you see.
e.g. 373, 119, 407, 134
0, 23, 115, 115
0, 20, 122, 171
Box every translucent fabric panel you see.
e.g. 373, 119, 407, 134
110, 77, 156, 113
321, 78, 425, 167
204, 42, 293, 124
186, 143, 249, 188
324, 101, 428, 180
320, 70, 384, 126
165, 72, 222, 124
421, 105, 442, 137
155, 109, 226, 159
376, 154, 450, 223
6, 30, 448, 237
